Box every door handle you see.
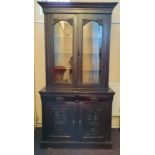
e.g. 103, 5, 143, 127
73, 119, 75, 125
73, 90, 78, 94
75, 100, 79, 103
56, 96, 64, 102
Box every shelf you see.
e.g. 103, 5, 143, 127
54, 36, 101, 39
54, 67, 72, 70
54, 52, 72, 54
83, 52, 100, 54
83, 37, 102, 39
54, 36, 73, 38
82, 69, 100, 71
54, 52, 100, 55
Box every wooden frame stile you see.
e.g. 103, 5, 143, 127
103, 14, 112, 89
44, 14, 53, 86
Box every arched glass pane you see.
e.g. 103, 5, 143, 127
53, 21, 73, 83
82, 21, 103, 84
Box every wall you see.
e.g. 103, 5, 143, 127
34, 0, 120, 128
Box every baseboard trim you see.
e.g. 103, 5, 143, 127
40, 140, 112, 149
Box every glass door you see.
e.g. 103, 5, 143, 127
53, 20, 73, 83
47, 14, 77, 86
82, 21, 102, 84
78, 14, 106, 87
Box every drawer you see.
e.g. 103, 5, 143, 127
41, 94, 75, 103
40, 93, 113, 103
78, 95, 113, 102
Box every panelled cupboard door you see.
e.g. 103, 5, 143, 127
79, 102, 107, 141
45, 14, 78, 86
42, 103, 76, 141
77, 14, 110, 88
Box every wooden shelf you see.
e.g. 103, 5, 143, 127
54, 67, 72, 70
82, 69, 100, 71
83, 37, 101, 39
54, 52, 72, 54
83, 52, 100, 54
54, 36, 72, 38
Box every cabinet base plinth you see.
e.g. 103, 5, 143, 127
40, 141, 112, 149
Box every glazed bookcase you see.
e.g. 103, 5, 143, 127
38, 1, 117, 148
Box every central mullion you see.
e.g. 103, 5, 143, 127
73, 14, 78, 87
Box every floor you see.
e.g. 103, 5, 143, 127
34, 128, 120, 155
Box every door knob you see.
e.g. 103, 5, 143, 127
73, 90, 78, 94
72, 119, 75, 125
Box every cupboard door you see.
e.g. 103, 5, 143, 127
42, 103, 76, 141
77, 14, 110, 87
45, 14, 78, 86
79, 102, 107, 141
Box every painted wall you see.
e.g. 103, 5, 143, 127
34, 0, 120, 128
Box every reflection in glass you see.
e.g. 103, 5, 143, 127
53, 21, 73, 83
82, 21, 103, 84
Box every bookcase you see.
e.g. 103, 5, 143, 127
38, 1, 117, 148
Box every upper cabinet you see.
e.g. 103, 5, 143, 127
38, 2, 117, 90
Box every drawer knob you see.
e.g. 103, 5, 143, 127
56, 97, 64, 102
75, 100, 79, 103
90, 97, 98, 101
73, 90, 78, 94
72, 119, 75, 125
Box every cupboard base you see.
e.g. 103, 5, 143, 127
40, 140, 112, 149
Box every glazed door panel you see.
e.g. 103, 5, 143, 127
42, 103, 76, 141
79, 102, 107, 141
45, 14, 78, 86
77, 14, 108, 87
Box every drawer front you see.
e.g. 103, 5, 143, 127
78, 94, 113, 102
41, 94, 76, 103
41, 93, 113, 104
